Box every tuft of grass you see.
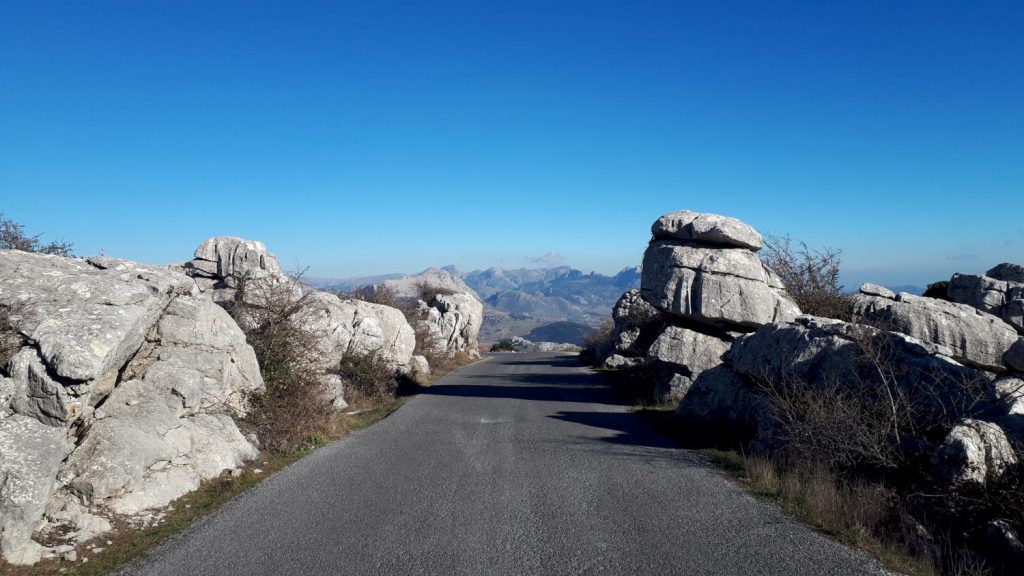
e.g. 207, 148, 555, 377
0, 399, 407, 576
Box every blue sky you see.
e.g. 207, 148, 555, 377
2, 1, 1021, 288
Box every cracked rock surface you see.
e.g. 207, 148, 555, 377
0, 249, 263, 565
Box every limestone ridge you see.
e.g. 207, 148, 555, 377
0, 251, 263, 565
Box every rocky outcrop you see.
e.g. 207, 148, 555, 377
853, 285, 1019, 372
415, 293, 483, 359
376, 268, 483, 361
675, 315, 990, 447
183, 238, 417, 401
0, 250, 263, 564
381, 268, 476, 300
598, 211, 801, 402
947, 263, 1024, 334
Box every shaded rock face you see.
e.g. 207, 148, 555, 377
597, 289, 666, 370
0, 250, 263, 564
676, 316, 990, 450
853, 286, 1019, 372
948, 264, 1024, 334
416, 293, 483, 359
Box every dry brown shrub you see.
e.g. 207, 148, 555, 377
762, 233, 853, 321
222, 270, 335, 453
330, 351, 399, 405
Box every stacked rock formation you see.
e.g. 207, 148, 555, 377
609, 210, 801, 400
0, 251, 263, 564
182, 237, 417, 408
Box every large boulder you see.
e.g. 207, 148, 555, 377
932, 419, 1017, 485
644, 325, 731, 400
948, 264, 1024, 334
415, 293, 483, 359
187, 236, 281, 282
651, 210, 764, 250
676, 315, 989, 447
297, 292, 416, 371
853, 286, 1019, 372
609, 289, 665, 357
0, 250, 263, 564
641, 211, 800, 331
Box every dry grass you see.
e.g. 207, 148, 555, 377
0, 399, 407, 576
635, 406, 941, 576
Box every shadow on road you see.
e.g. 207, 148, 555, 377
548, 410, 680, 450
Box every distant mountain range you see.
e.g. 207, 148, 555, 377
307, 265, 642, 341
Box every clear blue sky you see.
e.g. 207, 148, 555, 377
2, 1, 1021, 288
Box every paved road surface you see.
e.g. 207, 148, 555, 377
122, 352, 888, 576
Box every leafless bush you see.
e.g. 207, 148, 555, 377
0, 212, 73, 256
339, 284, 399, 308
762, 233, 853, 320
756, 326, 991, 472
330, 351, 398, 405
579, 319, 615, 364
222, 270, 335, 453
490, 339, 517, 352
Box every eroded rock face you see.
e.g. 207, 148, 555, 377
853, 287, 1019, 372
641, 240, 800, 330
947, 264, 1024, 334
0, 249, 263, 565
415, 293, 483, 359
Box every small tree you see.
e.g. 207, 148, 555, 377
0, 213, 73, 256
761, 234, 852, 321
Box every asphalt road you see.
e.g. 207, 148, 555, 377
122, 352, 889, 576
